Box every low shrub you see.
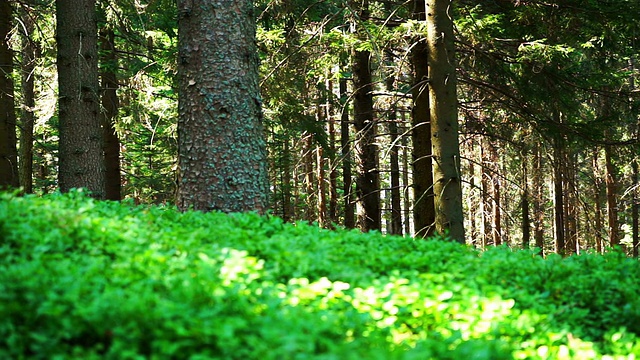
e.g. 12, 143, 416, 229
1, 190, 639, 359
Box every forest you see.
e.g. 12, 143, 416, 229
2, 0, 640, 357
1, 0, 639, 254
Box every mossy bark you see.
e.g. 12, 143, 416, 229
176, 0, 268, 213
426, 0, 464, 242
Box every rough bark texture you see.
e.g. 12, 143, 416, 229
19, 6, 37, 193
553, 135, 566, 255
532, 143, 544, 255
340, 73, 355, 228
176, 0, 269, 213
426, 0, 464, 242
56, 0, 105, 197
410, 0, 435, 238
0, 0, 19, 189
352, 1, 380, 232
521, 152, 530, 249
99, 28, 121, 200
386, 71, 402, 235
490, 143, 502, 246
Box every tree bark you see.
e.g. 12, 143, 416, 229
386, 66, 402, 235
99, 27, 121, 200
522, 151, 531, 249
426, 0, 464, 242
340, 69, 355, 228
532, 142, 544, 255
19, 4, 37, 193
352, 0, 380, 232
176, 0, 269, 213
553, 135, 566, 255
604, 142, 619, 248
410, 0, 435, 238
0, 0, 19, 189
56, 0, 105, 197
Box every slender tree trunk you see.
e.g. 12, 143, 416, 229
56, 0, 105, 197
99, 27, 121, 200
522, 151, 531, 249
565, 153, 578, 254
19, 6, 37, 193
532, 142, 544, 255
426, 0, 464, 242
316, 144, 327, 227
327, 80, 338, 224
604, 142, 619, 248
553, 135, 566, 255
0, 0, 19, 189
303, 133, 316, 222
351, 0, 380, 231
410, 0, 435, 238
401, 115, 411, 235
282, 138, 293, 222
481, 140, 491, 247
593, 149, 604, 254
386, 67, 402, 235
340, 69, 355, 228
176, 0, 269, 212
633, 159, 639, 257
490, 143, 502, 246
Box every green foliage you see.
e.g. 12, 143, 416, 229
2, 191, 640, 358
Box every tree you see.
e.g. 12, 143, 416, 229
18, 2, 37, 194
410, 0, 435, 238
0, 0, 19, 189
351, 0, 381, 231
176, 0, 269, 213
426, 0, 464, 242
56, 0, 105, 197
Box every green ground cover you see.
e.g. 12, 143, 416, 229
1, 191, 640, 359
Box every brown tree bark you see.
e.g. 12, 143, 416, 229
352, 0, 380, 231
56, 0, 105, 197
604, 142, 619, 248
386, 68, 402, 235
522, 151, 531, 249
0, 0, 19, 189
553, 135, 566, 255
426, 0, 465, 242
176, 0, 269, 213
593, 149, 604, 254
410, 0, 435, 238
99, 27, 121, 200
490, 143, 502, 246
532, 142, 544, 255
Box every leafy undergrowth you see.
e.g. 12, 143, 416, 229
1, 191, 640, 359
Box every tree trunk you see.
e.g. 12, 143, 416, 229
176, 0, 269, 213
480, 140, 491, 247
604, 142, 619, 248
426, 0, 464, 242
0, 0, 19, 189
386, 69, 402, 236
593, 149, 604, 254
56, 0, 105, 197
490, 143, 502, 246
352, 0, 380, 232
410, 0, 435, 238
19, 5, 37, 193
401, 114, 411, 235
532, 143, 544, 255
99, 27, 121, 200
303, 133, 316, 222
522, 151, 531, 249
553, 135, 566, 255
340, 71, 355, 228
633, 159, 638, 257
327, 80, 338, 224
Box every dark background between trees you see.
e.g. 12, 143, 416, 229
0, 0, 639, 255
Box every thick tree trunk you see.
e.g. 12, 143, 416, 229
99, 28, 121, 200
426, 0, 464, 242
340, 73, 355, 228
0, 0, 19, 189
176, 0, 269, 213
410, 0, 435, 238
56, 0, 105, 197
19, 5, 36, 193
352, 0, 380, 232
